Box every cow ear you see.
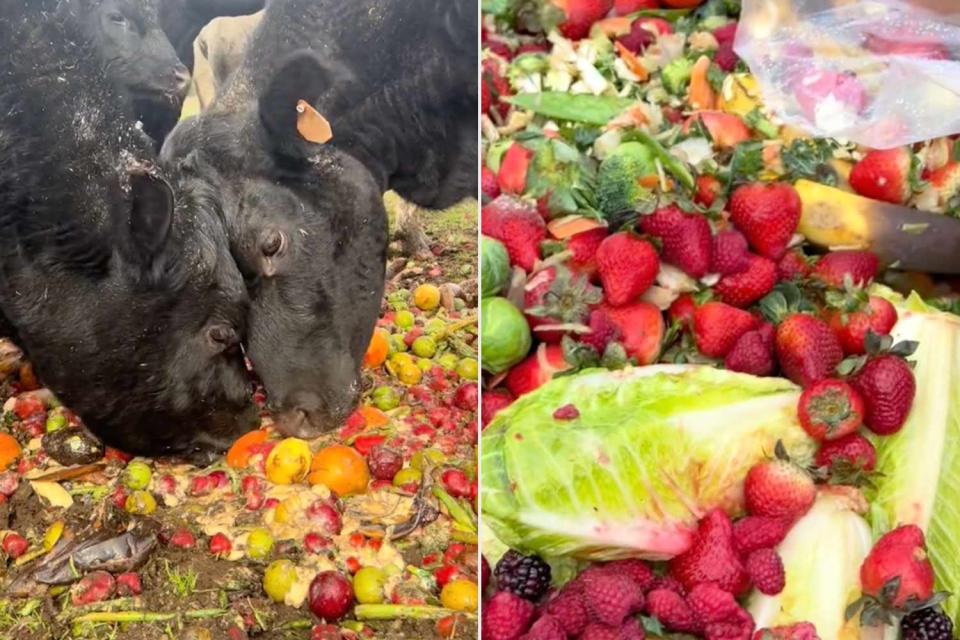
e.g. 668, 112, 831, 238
257, 50, 353, 160
128, 171, 174, 262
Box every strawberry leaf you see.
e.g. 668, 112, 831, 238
836, 355, 868, 377
889, 340, 919, 358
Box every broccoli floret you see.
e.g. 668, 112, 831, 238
596, 142, 656, 220
662, 57, 694, 95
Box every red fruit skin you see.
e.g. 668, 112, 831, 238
115, 572, 142, 596
523, 268, 563, 343
849, 148, 912, 204
685, 582, 747, 624
812, 250, 879, 288
745, 548, 785, 595
744, 460, 816, 519
581, 572, 644, 626
482, 60, 512, 119
828, 296, 897, 355
669, 294, 696, 331
777, 250, 811, 282
308, 571, 354, 622
614, 0, 659, 14
481, 389, 515, 427
602, 558, 655, 591
483, 591, 536, 640
860, 525, 935, 608
775, 314, 844, 387
711, 230, 751, 276
71, 571, 116, 606
753, 622, 820, 640
815, 433, 877, 472
715, 254, 777, 308
453, 382, 478, 411
482, 166, 501, 201
646, 588, 702, 634
668, 509, 750, 596
440, 469, 471, 498
729, 183, 802, 260
617, 19, 656, 53
580, 308, 621, 353
521, 615, 567, 640
694, 302, 758, 359
685, 112, 752, 149
724, 324, 775, 377
482, 196, 547, 272
555, 0, 615, 40
545, 590, 590, 637
209, 533, 232, 557
696, 174, 723, 208
640, 206, 713, 278
567, 227, 608, 280
732, 516, 794, 558
168, 529, 196, 549
601, 302, 665, 364
499, 142, 533, 195
595, 233, 660, 306
850, 355, 916, 435
505, 344, 571, 397
797, 379, 865, 441
2, 533, 28, 558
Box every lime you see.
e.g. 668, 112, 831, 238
263, 559, 298, 603
371, 387, 400, 411
411, 336, 437, 358
353, 567, 387, 604
394, 310, 415, 330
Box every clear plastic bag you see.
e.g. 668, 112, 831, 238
734, 0, 960, 148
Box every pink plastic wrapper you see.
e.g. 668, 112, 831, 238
734, 0, 960, 148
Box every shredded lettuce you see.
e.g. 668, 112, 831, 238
481, 365, 815, 560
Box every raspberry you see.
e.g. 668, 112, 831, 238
648, 575, 686, 596
544, 590, 589, 636
602, 559, 655, 592
733, 516, 794, 558
483, 591, 535, 640
745, 548, 785, 595
753, 622, 820, 639
581, 572, 644, 627
619, 617, 646, 640
901, 607, 954, 640
646, 588, 701, 634
686, 583, 741, 624
495, 550, 552, 601
579, 623, 621, 640
519, 615, 565, 640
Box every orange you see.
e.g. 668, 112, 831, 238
226, 429, 270, 469
363, 328, 390, 369
308, 445, 370, 496
358, 406, 389, 429
0, 433, 20, 471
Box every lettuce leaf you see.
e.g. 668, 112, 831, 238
867, 287, 960, 622
481, 365, 815, 560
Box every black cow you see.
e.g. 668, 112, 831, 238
0, 3, 254, 457
161, 0, 477, 437
158, 0, 265, 71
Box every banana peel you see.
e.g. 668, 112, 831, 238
796, 179, 960, 273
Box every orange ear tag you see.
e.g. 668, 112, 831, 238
296, 100, 332, 143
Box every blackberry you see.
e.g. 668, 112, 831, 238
901, 607, 954, 640
494, 550, 551, 601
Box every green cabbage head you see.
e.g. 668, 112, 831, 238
481, 365, 815, 561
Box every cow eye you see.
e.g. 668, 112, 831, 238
108, 12, 126, 25
261, 230, 285, 257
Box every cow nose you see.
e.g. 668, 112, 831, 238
173, 65, 191, 96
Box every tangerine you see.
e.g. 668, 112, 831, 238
309, 445, 370, 496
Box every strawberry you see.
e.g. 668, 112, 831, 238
617, 19, 656, 53
640, 206, 713, 278
715, 254, 777, 307
815, 433, 876, 473
668, 508, 749, 596
724, 323, 775, 377
482, 166, 501, 201
729, 183, 801, 260
544, 590, 589, 637
812, 250, 879, 288
712, 21, 738, 46
743, 444, 816, 519
553, 0, 614, 40
595, 232, 659, 306
775, 314, 843, 387
827, 295, 897, 355
483, 591, 536, 640
926, 160, 960, 205
567, 227, 608, 280
753, 623, 820, 640
714, 39, 739, 72
613, 0, 658, 15
580, 572, 644, 626
695, 174, 723, 208
499, 143, 533, 195
668, 293, 696, 331
859, 525, 935, 609
693, 301, 758, 359
711, 230, 750, 276
482, 59, 512, 120
732, 516, 794, 558
524, 266, 601, 343
849, 148, 916, 204
797, 379, 865, 442
685, 111, 752, 149
520, 616, 566, 640
579, 308, 620, 353
646, 589, 702, 634
482, 389, 514, 428
850, 354, 916, 436
776, 250, 811, 282
482, 195, 547, 272
745, 548, 785, 595
505, 344, 572, 397
601, 302, 665, 365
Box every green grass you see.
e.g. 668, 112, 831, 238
164, 560, 198, 598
